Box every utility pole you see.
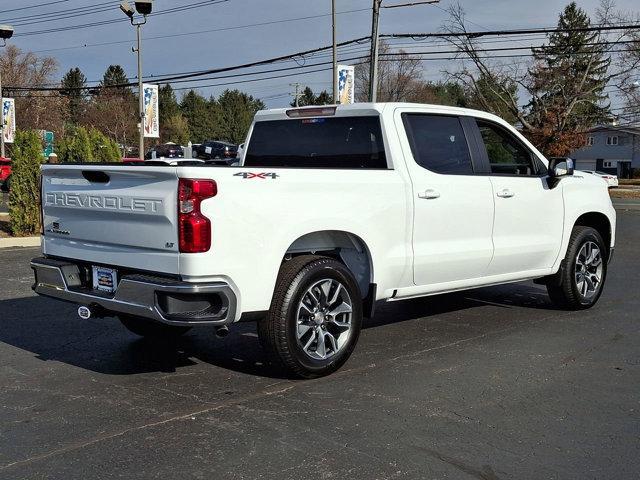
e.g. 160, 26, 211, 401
290, 83, 303, 107
332, 0, 338, 104
369, 0, 382, 103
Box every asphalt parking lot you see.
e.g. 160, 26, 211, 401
1, 210, 639, 480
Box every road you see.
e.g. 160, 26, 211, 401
0, 211, 639, 479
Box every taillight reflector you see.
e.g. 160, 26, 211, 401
178, 178, 217, 253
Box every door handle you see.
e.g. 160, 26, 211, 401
496, 189, 515, 198
418, 189, 440, 199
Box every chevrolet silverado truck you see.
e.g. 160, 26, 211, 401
31, 103, 616, 378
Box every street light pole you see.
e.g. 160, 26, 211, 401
135, 21, 144, 160
0, 58, 4, 159
120, 1, 152, 160
369, 0, 382, 103
0, 26, 15, 159
332, 0, 338, 104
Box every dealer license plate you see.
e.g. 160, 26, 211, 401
92, 266, 118, 293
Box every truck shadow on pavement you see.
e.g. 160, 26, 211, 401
0, 282, 554, 379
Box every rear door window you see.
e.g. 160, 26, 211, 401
244, 116, 387, 169
402, 114, 474, 175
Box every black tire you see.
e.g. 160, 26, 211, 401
119, 314, 191, 338
2, 176, 9, 192
258, 255, 363, 379
547, 226, 607, 310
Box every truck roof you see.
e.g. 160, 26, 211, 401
254, 102, 505, 123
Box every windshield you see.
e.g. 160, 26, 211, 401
244, 116, 387, 169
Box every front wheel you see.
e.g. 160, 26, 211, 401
547, 226, 607, 310
258, 255, 363, 378
119, 314, 191, 338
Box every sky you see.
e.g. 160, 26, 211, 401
2, 0, 639, 108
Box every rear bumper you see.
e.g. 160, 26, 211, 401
30, 257, 237, 326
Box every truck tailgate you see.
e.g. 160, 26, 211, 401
41, 165, 180, 274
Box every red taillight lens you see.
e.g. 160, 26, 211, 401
178, 178, 217, 253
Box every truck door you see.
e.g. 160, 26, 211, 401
397, 111, 495, 287
472, 118, 564, 275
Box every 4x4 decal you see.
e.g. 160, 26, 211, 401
234, 172, 279, 179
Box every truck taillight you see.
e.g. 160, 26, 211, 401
178, 178, 217, 253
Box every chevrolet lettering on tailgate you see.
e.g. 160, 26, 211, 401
45, 192, 163, 214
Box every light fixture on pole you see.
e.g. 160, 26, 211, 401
120, 0, 153, 160
0, 24, 14, 159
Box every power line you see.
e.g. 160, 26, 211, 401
4, 1, 116, 25
14, 0, 231, 37
0, 0, 72, 15
5, 24, 640, 93
31, 7, 371, 54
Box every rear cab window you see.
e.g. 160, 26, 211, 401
402, 114, 474, 175
244, 116, 388, 169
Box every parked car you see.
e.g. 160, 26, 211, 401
145, 143, 185, 160
121, 157, 145, 164
0, 157, 10, 192
194, 141, 237, 164
32, 103, 616, 378
581, 170, 619, 188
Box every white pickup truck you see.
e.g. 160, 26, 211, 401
32, 103, 616, 378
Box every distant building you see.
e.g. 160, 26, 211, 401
570, 125, 640, 178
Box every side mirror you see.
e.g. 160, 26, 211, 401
549, 157, 574, 178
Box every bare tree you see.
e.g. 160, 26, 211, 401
442, 5, 531, 128
442, 1, 626, 156
0, 45, 67, 139
355, 41, 425, 102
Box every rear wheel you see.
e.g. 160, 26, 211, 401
258, 255, 363, 378
119, 314, 191, 338
547, 226, 607, 310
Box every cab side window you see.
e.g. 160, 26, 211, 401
477, 120, 543, 176
402, 114, 474, 175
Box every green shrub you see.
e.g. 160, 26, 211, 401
8, 130, 44, 236
57, 126, 121, 163
57, 126, 92, 163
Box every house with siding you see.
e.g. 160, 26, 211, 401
570, 125, 640, 178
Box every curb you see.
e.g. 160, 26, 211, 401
0, 236, 41, 249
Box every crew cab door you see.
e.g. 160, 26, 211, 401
471, 118, 564, 275
397, 111, 495, 286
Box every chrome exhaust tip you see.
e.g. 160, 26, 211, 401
215, 326, 230, 338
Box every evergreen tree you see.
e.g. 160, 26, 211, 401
315, 90, 332, 105
159, 84, 180, 123
290, 87, 332, 107
163, 114, 191, 145
102, 65, 130, 97
61, 67, 87, 124
217, 90, 265, 144
527, 2, 611, 155
180, 90, 217, 142
57, 126, 93, 163
8, 130, 44, 236
88, 128, 121, 162
159, 84, 186, 143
